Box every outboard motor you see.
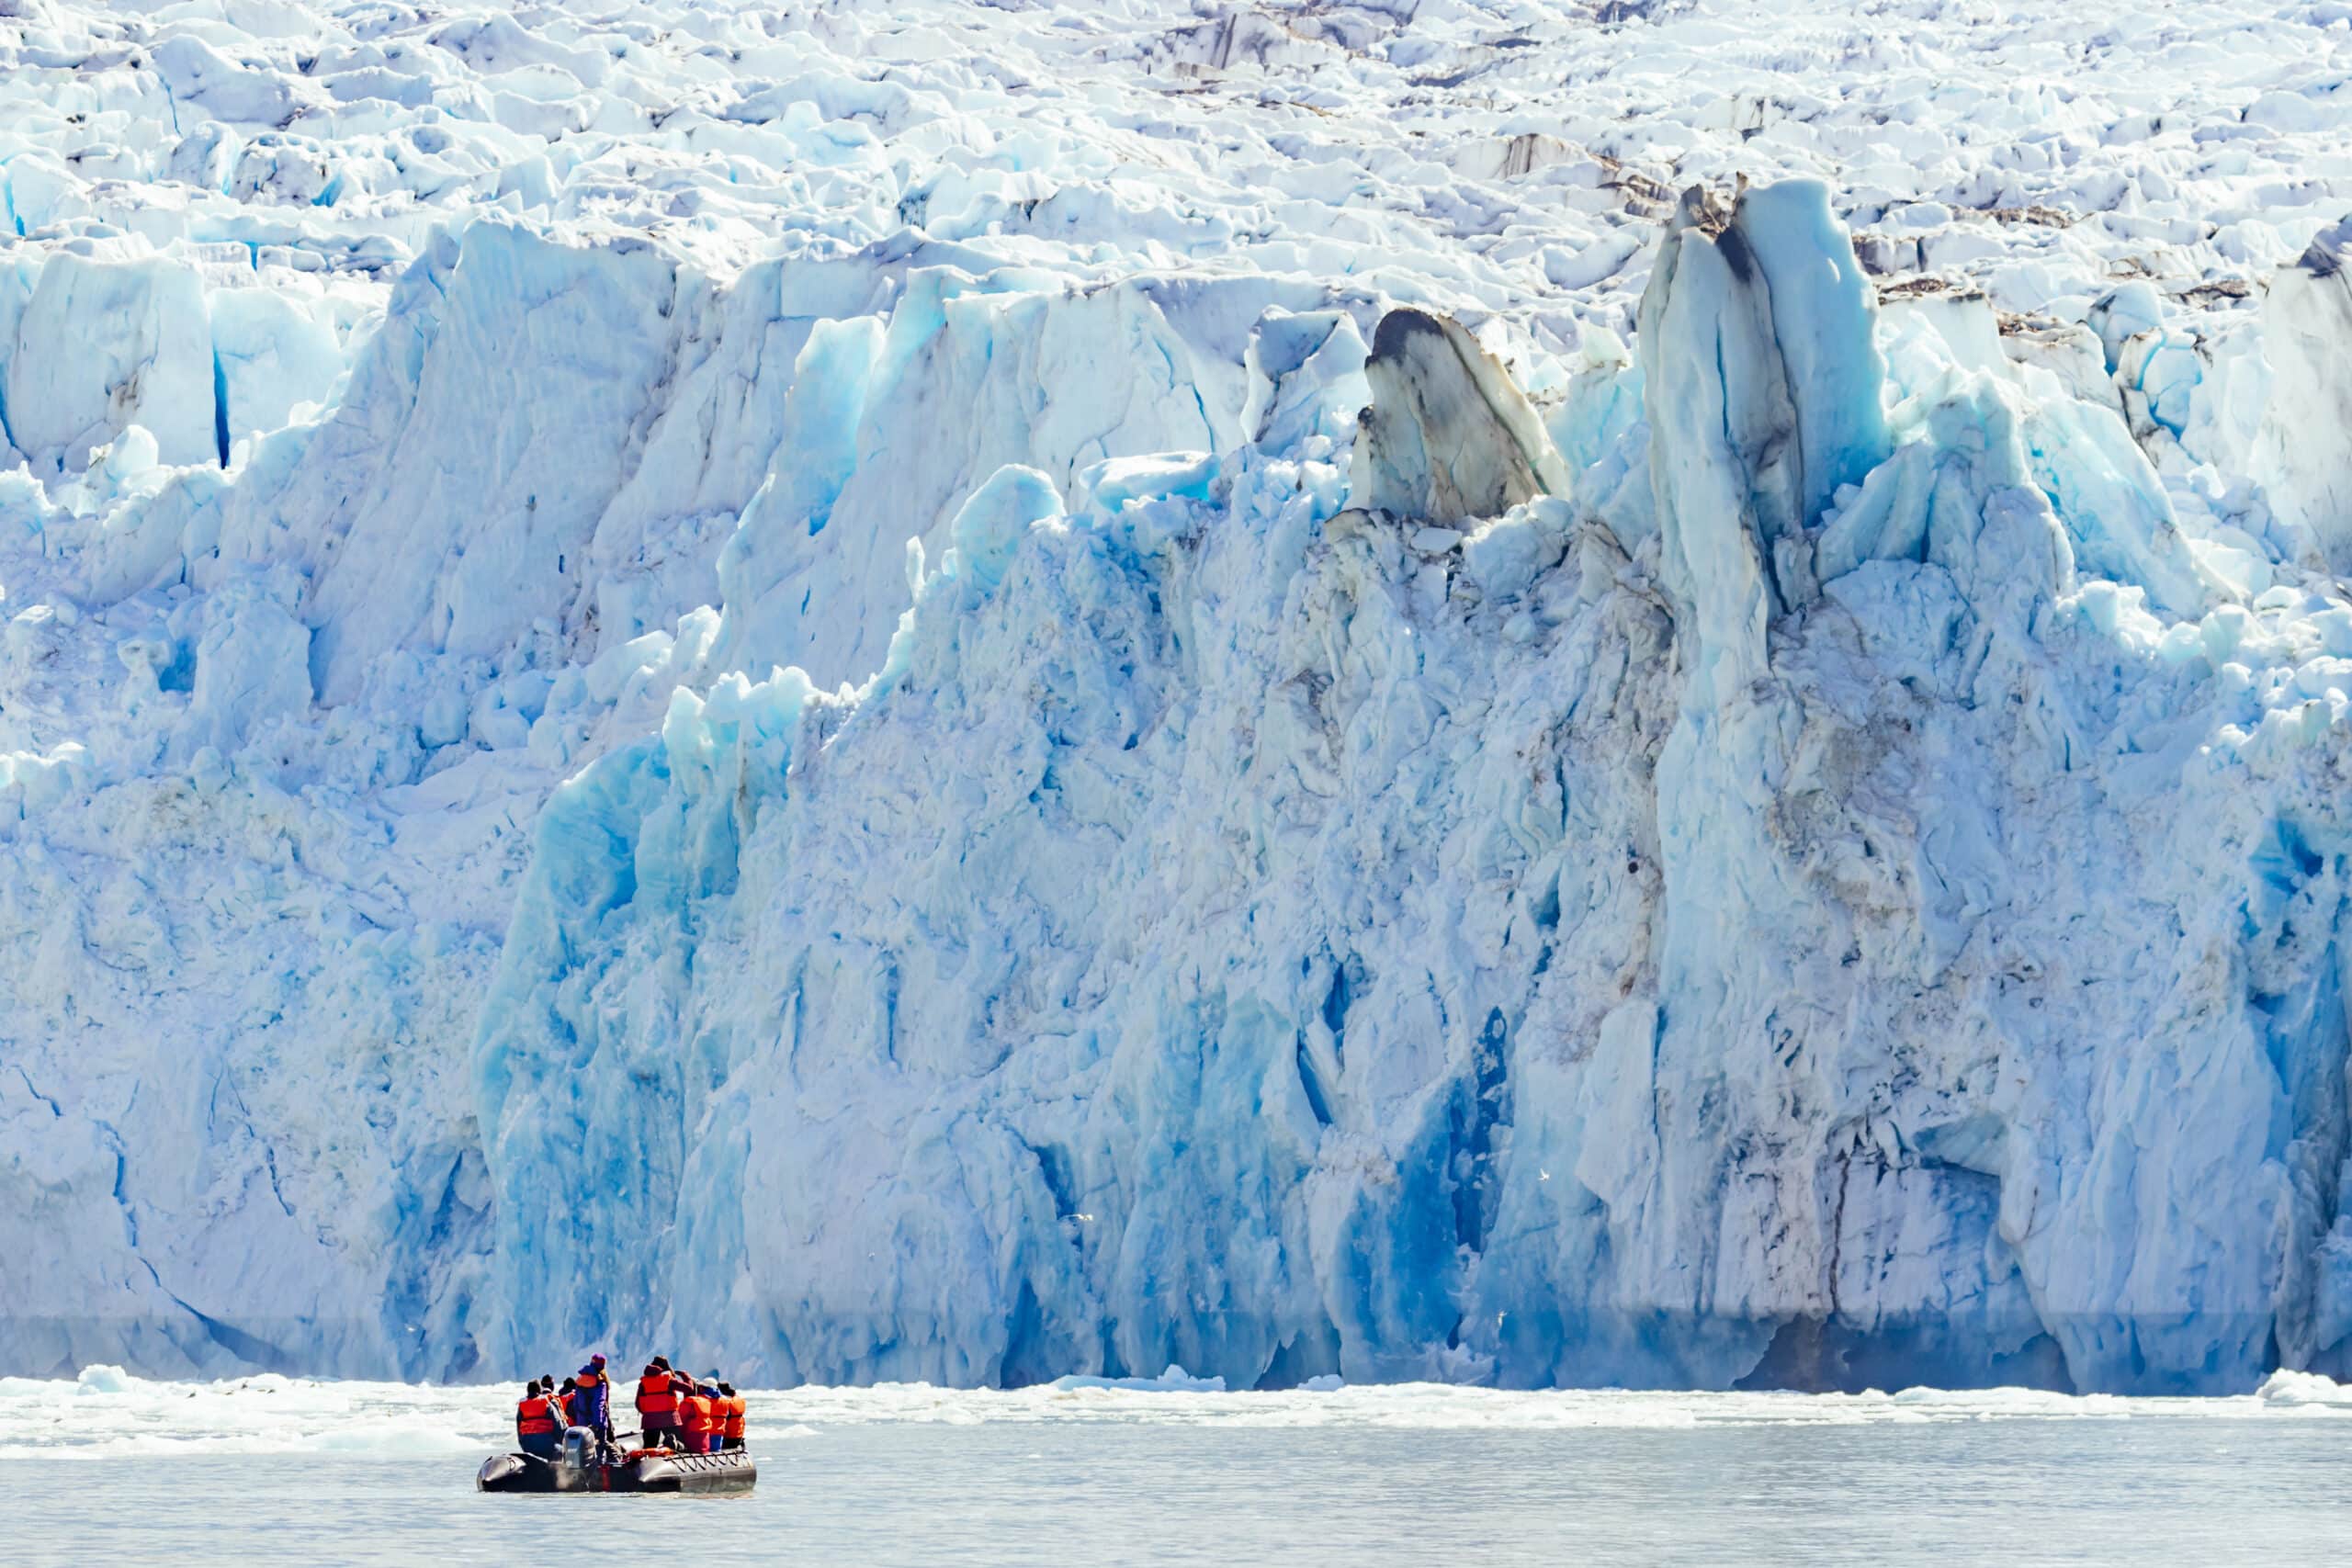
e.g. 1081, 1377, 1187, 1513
561, 1426, 595, 1488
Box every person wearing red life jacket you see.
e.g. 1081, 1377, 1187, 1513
514, 1379, 561, 1460
635, 1356, 682, 1450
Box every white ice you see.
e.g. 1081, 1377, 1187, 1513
10, 0, 2352, 1398
9, 1363, 2352, 1461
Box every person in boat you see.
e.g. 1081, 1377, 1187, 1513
697, 1377, 729, 1454
678, 1378, 718, 1454
515, 1379, 563, 1461
717, 1382, 746, 1451
571, 1353, 613, 1446
635, 1356, 682, 1450
691, 1377, 716, 1454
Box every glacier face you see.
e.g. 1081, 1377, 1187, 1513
11, 0, 2352, 1396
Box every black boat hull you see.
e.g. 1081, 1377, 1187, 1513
478, 1447, 756, 1494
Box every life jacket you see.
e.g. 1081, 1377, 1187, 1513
636, 1372, 678, 1422
722, 1396, 746, 1440
681, 1392, 714, 1438
516, 1394, 559, 1437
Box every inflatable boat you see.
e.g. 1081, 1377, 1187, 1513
478, 1430, 756, 1494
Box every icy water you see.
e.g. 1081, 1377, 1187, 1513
8, 1372, 2352, 1565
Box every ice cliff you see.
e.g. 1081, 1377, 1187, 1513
10, 0, 2352, 1396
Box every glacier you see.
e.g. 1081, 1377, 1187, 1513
11, 0, 2352, 1397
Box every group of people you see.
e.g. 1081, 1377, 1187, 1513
512, 1351, 747, 1461
629, 1357, 747, 1454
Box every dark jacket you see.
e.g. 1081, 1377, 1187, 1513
570, 1367, 611, 1429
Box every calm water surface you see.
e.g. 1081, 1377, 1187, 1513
6, 1377, 2350, 1564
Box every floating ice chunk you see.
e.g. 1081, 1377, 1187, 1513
74, 1365, 129, 1394
1050, 1365, 1227, 1393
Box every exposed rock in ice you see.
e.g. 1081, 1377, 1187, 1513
1351, 308, 1569, 527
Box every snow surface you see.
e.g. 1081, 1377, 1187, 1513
14, 0, 2352, 1395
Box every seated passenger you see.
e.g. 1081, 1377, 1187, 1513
514, 1379, 561, 1460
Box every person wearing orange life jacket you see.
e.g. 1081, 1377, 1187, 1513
678, 1380, 718, 1454
514, 1379, 562, 1460
697, 1380, 728, 1453
634, 1357, 683, 1450
664, 1362, 700, 1450
717, 1382, 747, 1451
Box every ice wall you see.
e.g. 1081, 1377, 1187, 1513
460, 182, 2352, 1395
12, 0, 2352, 1397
